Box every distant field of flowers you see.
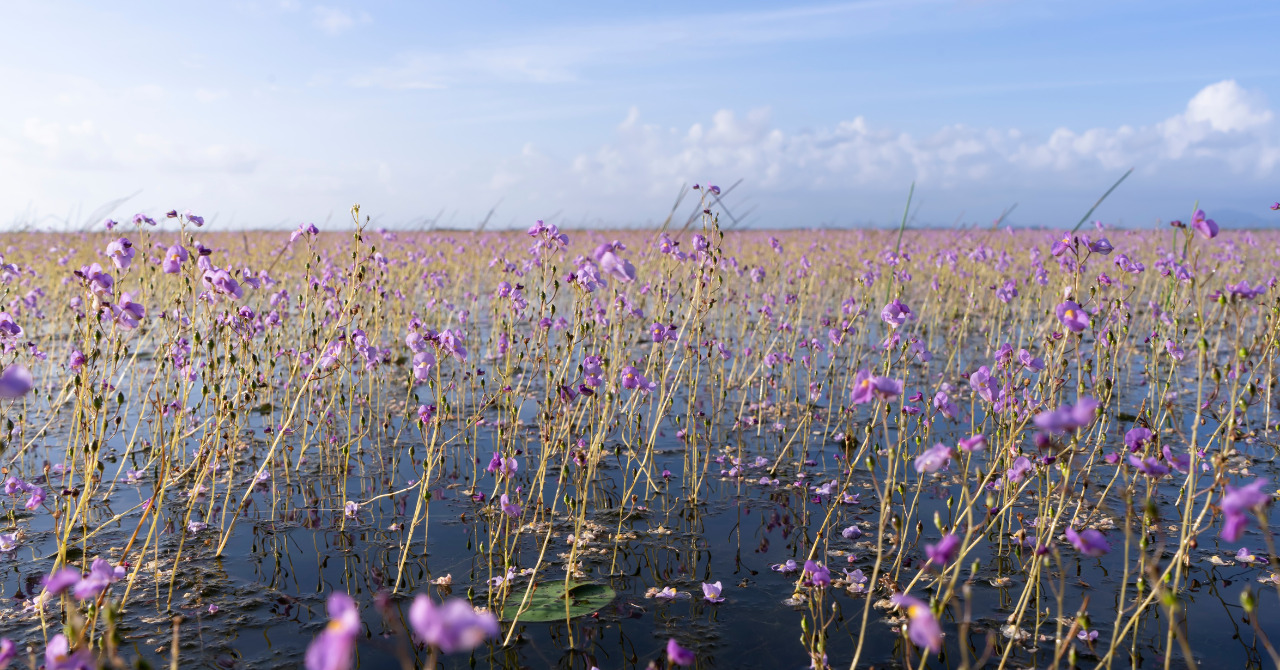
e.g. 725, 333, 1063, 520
0, 196, 1277, 669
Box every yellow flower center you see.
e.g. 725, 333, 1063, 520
1064, 309, 1076, 319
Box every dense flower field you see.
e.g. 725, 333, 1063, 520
0, 198, 1277, 669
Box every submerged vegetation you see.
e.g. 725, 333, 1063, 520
0, 196, 1277, 668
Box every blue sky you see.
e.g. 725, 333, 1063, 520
2, 0, 1278, 229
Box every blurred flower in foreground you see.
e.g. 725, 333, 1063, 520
305, 592, 360, 670
891, 593, 942, 653
409, 595, 499, 654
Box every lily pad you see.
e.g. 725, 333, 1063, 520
504, 580, 615, 622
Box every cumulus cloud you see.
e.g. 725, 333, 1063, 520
495, 80, 1277, 216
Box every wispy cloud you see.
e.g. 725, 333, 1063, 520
345, 0, 952, 89
312, 6, 371, 36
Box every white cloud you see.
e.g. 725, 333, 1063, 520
345, 0, 941, 90
312, 6, 371, 35
489, 80, 1277, 214
1183, 79, 1272, 133
14, 117, 260, 174
194, 88, 229, 103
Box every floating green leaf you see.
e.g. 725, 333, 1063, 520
504, 580, 615, 622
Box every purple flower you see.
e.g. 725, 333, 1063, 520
1065, 527, 1110, 557
1162, 445, 1190, 474
841, 525, 863, 539
161, 245, 188, 274
593, 243, 637, 283
1128, 455, 1169, 478
105, 237, 135, 270
80, 262, 114, 299
1032, 398, 1098, 434
1221, 478, 1271, 541
439, 329, 468, 362
412, 350, 436, 381
582, 355, 604, 387
1051, 232, 1073, 257
499, 493, 521, 518
701, 581, 724, 603
969, 366, 997, 403
881, 299, 912, 328
850, 369, 902, 404
1191, 209, 1219, 240
1017, 349, 1044, 372
666, 638, 695, 666
0, 312, 20, 339
343, 501, 359, 518
803, 560, 831, 588
42, 568, 82, 596
620, 366, 656, 392
1165, 339, 1185, 361
957, 434, 986, 452
1235, 547, 1268, 565
44, 634, 94, 670
925, 533, 960, 568
915, 443, 952, 474
1087, 237, 1113, 255
1006, 456, 1032, 483
0, 366, 32, 399
1056, 301, 1089, 333
1114, 253, 1144, 274
112, 292, 146, 330
933, 391, 959, 419
409, 595, 499, 654
305, 592, 361, 670
1124, 427, 1152, 452
202, 269, 244, 300
23, 485, 45, 510
845, 568, 869, 593
891, 593, 942, 654
71, 558, 125, 600
771, 559, 798, 573
290, 223, 321, 243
